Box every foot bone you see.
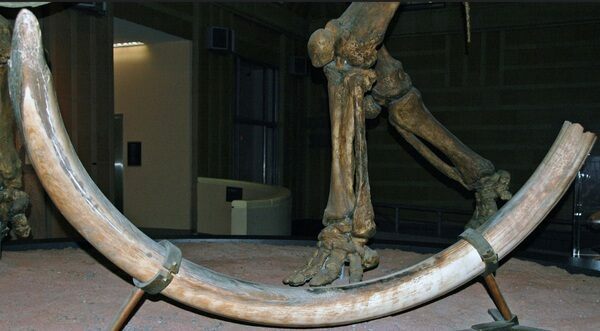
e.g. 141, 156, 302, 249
283, 221, 379, 287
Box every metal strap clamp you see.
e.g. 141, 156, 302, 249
459, 227, 498, 276
132, 240, 182, 295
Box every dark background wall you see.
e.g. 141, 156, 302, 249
3, 3, 599, 256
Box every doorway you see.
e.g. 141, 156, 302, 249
113, 18, 192, 231
233, 58, 279, 184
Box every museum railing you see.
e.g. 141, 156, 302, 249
373, 201, 471, 237
373, 201, 576, 255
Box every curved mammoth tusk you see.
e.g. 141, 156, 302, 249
0, 3, 48, 8
8, 9, 596, 327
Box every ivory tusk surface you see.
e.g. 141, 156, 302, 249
8, 9, 596, 327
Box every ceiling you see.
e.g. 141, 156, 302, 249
113, 17, 184, 45
283, 2, 348, 20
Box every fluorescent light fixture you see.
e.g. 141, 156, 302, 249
113, 41, 145, 48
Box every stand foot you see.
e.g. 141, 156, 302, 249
468, 309, 548, 331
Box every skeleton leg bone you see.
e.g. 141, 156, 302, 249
388, 89, 495, 188
284, 3, 399, 286
284, 64, 379, 286
373, 46, 512, 229
285, 2, 510, 286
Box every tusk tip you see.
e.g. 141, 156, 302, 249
13, 8, 44, 59
8, 8, 45, 126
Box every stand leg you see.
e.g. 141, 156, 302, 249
483, 273, 512, 321
109, 287, 145, 331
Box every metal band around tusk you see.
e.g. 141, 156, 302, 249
459, 228, 498, 276
132, 240, 182, 295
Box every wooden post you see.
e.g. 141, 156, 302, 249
483, 273, 512, 321
109, 287, 145, 331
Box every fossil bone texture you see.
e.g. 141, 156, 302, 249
285, 2, 515, 286
284, 2, 398, 287
0, 15, 30, 242
8, 8, 596, 327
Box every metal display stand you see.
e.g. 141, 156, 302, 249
109, 240, 182, 331
572, 156, 600, 260
459, 228, 547, 331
